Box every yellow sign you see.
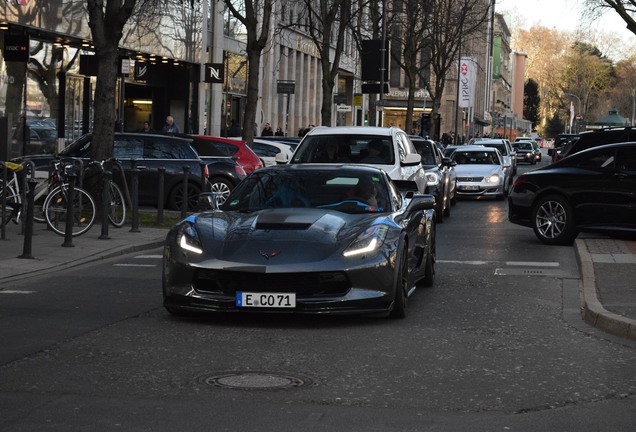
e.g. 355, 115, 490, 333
353, 94, 363, 107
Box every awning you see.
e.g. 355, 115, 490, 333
473, 115, 490, 126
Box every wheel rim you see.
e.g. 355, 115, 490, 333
536, 200, 567, 239
210, 182, 231, 205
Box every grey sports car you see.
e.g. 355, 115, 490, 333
163, 164, 436, 318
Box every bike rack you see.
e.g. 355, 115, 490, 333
0, 161, 6, 240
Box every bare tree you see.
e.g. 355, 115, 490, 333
426, 0, 490, 140
86, 0, 139, 161
223, 0, 274, 143
286, 0, 354, 126
585, 0, 636, 35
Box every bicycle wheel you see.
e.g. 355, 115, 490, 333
43, 185, 96, 236
0, 180, 19, 227
107, 182, 127, 227
31, 178, 49, 223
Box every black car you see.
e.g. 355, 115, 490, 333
13, 133, 244, 210
508, 142, 636, 245
548, 133, 578, 161
512, 141, 538, 164
558, 127, 636, 161
163, 164, 436, 318
409, 135, 456, 222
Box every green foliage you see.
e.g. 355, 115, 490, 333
545, 113, 565, 138
523, 79, 541, 129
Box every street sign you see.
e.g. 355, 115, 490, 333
336, 105, 352, 112
205, 63, 224, 83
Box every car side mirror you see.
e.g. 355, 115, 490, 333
275, 153, 288, 164
197, 192, 219, 211
442, 157, 456, 167
406, 194, 435, 213
401, 153, 422, 166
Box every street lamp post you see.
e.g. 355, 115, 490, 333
564, 92, 581, 133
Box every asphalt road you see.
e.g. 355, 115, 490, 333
1, 157, 636, 431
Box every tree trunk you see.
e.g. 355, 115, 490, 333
242, 49, 262, 143
91, 45, 119, 162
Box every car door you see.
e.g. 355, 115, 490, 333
569, 147, 634, 226
612, 147, 636, 227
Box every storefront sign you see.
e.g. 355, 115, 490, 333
277, 81, 295, 94
3, 35, 29, 62
134, 62, 149, 81
204, 63, 224, 83
336, 105, 352, 112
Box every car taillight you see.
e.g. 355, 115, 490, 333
512, 176, 526, 188
203, 165, 209, 178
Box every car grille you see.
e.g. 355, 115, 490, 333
457, 176, 484, 182
193, 269, 351, 297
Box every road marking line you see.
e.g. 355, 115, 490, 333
439, 260, 560, 267
135, 255, 162, 259
113, 264, 157, 267
0, 290, 36, 294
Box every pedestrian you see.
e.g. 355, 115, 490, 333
162, 115, 180, 133
274, 127, 284, 136
139, 121, 155, 133
261, 122, 274, 136
228, 120, 241, 137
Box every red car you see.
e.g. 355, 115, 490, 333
189, 135, 263, 174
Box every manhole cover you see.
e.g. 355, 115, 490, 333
201, 371, 310, 391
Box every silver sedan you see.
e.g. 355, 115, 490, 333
449, 146, 509, 200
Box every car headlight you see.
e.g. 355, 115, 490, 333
484, 174, 501, 183
343, 225, 389, 257
177, 221, 203, 254
425, 172, 440, 187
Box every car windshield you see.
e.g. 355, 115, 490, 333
291, 135, 395, 165
482, 143, 507, 155
452, 151, 500, 165
413, 141, 437, 165
517, 142, 533, 150
222, 169, 390, 214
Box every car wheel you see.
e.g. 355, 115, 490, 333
420, 225, 436, 287
209, 177, 234, 206
450, 182, 457, 205
532, 194, 577, 245
434, 189, 444, 223
168, 182, 201, 211
443, 191, 451, 217
389, 239, 408, 319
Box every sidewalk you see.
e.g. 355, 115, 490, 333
0, 217, 168, 284
1, 217, 635, 341
576, 236, 636, 341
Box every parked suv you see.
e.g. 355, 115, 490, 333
280, 126, 428, 193
13, 133, 241, 210
558, 127, 636, 160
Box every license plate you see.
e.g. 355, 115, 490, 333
236, 292, 296, 308
460, 185, 479, 191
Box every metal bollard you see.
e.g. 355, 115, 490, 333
157, 167, 165, 225
99, 170, 112, 240
18, 178, 37, 259
130, 159, 140, 232
61, 170, 76, 247
181, 165, 190, 219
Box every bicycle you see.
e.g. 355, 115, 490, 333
41, 160, 97, 237
81, 158, 127, 228
0, 161, 25, 226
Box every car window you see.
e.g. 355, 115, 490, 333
250, 143, 279, 157
616, 148, 636, 171
143, 138, 196, 159
292, 135, 394, 164
190, 139, 226, 157
575, 149, 616, 169
209, 140, 238, 156
482, 143, 507, 155
114, 138, 143, 159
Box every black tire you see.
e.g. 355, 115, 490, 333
532, 194, 577, 245
168, 182, 202, 211
107, 182, 127, 227
434, 189, 444, 223
420, 224, 436, 287
43, 185, 96, 237
389, 239, 409, 319
208, 177, 234, 206
443, 190, 451, 217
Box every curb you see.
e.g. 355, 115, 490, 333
575, 238, 636, 341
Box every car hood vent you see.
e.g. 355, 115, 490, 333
255, 222, 312, 230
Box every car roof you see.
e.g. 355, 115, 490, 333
263, 162, 387, 175
305, 126, 405, 136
